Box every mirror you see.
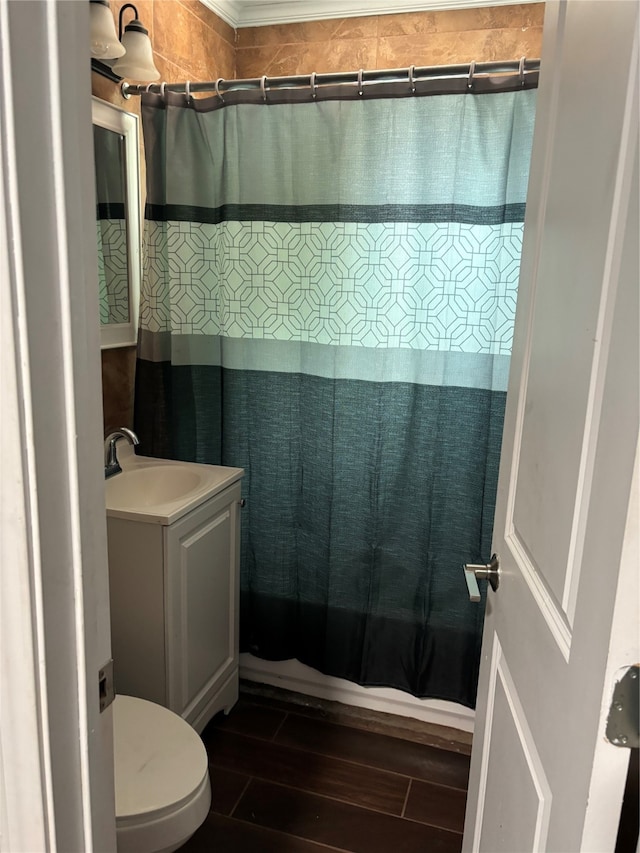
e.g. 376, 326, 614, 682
92, 97, 140, 348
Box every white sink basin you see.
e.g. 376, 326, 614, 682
106, 465, 205, 508
105, 450, 244, 525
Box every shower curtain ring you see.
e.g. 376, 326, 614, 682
310, 72, 318, 99
261, 75, 268, 102
185, 80, 192, 104
160, 81, 167, 101
518, 55, 526, 87
215, 78, 225, 103
357, 68, 364, 96
408, 65, 416, 94
467, 61, 476, 91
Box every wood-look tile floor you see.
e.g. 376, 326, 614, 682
182, 690, 470, 852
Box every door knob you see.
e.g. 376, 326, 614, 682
463, 554, 500, 602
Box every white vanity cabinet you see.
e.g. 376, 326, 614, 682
106, 461, 243, 733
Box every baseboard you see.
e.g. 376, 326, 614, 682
239, 654, 474, 734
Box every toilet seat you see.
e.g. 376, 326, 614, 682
113, 695, 211, 853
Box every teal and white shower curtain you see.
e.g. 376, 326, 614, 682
135, 78, 536, 707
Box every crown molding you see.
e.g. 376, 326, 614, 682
201, 0, 543, 29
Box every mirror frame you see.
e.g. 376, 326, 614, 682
92, 97, 141, 349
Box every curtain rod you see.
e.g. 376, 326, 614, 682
121, 58, 540, 98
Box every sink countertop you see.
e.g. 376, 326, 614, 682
105, 444, 244, 525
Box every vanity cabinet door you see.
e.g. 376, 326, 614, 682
164, 482, 241, 728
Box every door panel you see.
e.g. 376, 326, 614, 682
166, 485, 241, 721
182, 508, 233, 702
464, 2, 639, 850
478, 639, 551, 853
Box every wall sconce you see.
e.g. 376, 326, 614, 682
90, 1, 160, 83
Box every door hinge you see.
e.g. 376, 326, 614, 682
99, 659, 115, 713
606, 665, 639, 747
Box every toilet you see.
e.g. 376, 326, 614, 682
113, 695, 211, 853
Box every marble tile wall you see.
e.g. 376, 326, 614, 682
236, 4, 544, 77
93, 0, 235, 435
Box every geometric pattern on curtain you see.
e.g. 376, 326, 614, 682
135, 86, 536, 708
96, 218, 128, 324
143, 220, 523, 353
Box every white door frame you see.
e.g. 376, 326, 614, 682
0, 2, 115, 851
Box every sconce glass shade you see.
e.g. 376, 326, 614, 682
90, 0, 125, 59
111, 21, 160, 81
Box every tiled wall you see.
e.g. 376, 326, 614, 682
94, 2, 544, 436
93, 0, 235, 435
236, 4, 544, 77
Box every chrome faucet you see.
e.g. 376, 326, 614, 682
104, 427, 139, 478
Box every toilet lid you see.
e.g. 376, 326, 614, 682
113, 695, 209, 820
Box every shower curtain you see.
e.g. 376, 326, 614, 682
135, 78, 536, 708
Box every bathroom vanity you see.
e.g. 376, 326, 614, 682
105, 448, 244, 733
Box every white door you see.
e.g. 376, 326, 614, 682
463, 1, 639, 851
0, 2, 115, 851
